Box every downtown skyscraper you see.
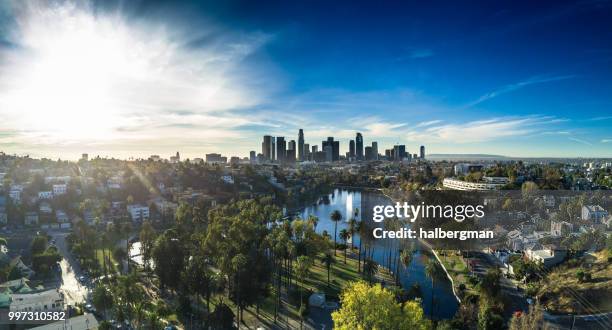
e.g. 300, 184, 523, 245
356, 132, 363, 160
298, 129, 305, 161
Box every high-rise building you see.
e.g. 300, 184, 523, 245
276, 137, 286, 163
304, 143, 310, 161
322, 137, 340, 162
371, 142, 378, 160
356, 133, 363, 160
287, 140, 296, 163
298, 129, 305, 161
249, 151, 256, 163
393, 145, 406, 161
349, 140, 355, 159
262, 135, 273, 160
365, 146, 373, 160
420, 145, 425, 159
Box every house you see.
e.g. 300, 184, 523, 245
10, 289, 64, 312
221, 175, 235, 184
550, 220, 573, 237
127, 204, 149, 222
10, 257, 35, 278
55, 210, 69, 223
8, 189, 21, 204
525, 245, 567, 268
52, 184, 67, 196
543, 195, 556, 208
38, 191, 53, 200
581, 205, 608, 223
25, 212, 39, 226
39, 202, 52, 214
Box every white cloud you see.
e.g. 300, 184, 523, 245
0, 1, 272, 156
465, 75, 575, 108
568, 137, 592, 146
601, 139, 612, 143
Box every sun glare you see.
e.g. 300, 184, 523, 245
3, 5, 158, 141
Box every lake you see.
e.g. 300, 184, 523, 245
299, 188, 459, 319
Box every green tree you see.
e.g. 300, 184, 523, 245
330, 210, 342, 256
339, 229, 350, 263
152, 229, 186, 290
332, 281, 430, 330
425, 259, 445, 320
321, 252, 334, 287
139, 221, 156, 272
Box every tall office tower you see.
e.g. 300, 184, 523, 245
324, 144, 333, 162
393, 145, 406, 161
371, 142, 378, 160
272, 140, 276, 161
356, 133, 364, 160
287, 140, 297, 163
322, 137, 340, 162
385, 149, 392, 159
365, 146, 373, 160
312, 145, 318, 154
298, 129, 305, 161
249, 151, 256, 163
262, 135, 273, 160
276, 137, 286, 162
420, 145, 425, 159
349, 140, 355, 159
304, 143, 310, 160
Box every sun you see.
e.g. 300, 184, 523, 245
1, 4, 152, 142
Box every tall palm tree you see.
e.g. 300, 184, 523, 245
330, 210, 342, 256
425, 259, 444, 320
347, 218, 357, 250
356, 221, 364, 272
339, 229, 350, 264
307, 215, 319, 231
321, 252, 334, 287
363, 258, 377, 284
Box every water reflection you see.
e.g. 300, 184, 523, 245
299, 188, 459, 319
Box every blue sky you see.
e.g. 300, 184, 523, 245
0, 0, 611, 159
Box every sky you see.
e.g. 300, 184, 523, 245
0, 0, 611, 159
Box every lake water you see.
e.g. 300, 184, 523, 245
299, 188, 459, 319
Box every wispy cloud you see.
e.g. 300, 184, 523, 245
415, 120, 442, 128
588, 116, 612, 121
602, 139, 612, 143
568, 137, 592, 146
465, 75, 576, 108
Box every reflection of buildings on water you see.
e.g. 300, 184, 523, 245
361, 191, 392, 226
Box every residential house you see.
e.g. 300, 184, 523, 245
52, 184, 67, 196
581, 205, 608, 223
525, 245, 567, 268
38, 191, 53, 200
127, 204, 149, 222
10, 289, 64, 312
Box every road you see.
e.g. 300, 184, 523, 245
49, 230, 90, 306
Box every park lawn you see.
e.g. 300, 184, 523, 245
437, 250, 477, 295
95, 248, 118, 273
537, 251, 612, 315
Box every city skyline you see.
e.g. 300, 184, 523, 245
1, 1, 612, 159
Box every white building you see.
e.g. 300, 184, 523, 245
55, 210, 69, 223
581, 205, 608, 223
127, 204, 150, 222
38, 191, 53, 200
221, 175, 235, 184
52, 184, 67, 196
525, 246, 567, 268
10, 289, 64, 312
39, 202, 52, 214
443, 177, 507, 191
9, 189, 21, 203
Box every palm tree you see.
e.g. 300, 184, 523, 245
347, 218, 357, 250
425, 259, 444, 320
321, 252, 334, 287
330, 210, 342, 256
363, 258, 377, 284
401, 249, 413, 268
356, 221, 364, 272
307, 215, 319, 231
339, 229, 350, 263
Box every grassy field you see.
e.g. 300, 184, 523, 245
437, 250, 477, 297
537, 251, 612, 315
95, 248, 118, 273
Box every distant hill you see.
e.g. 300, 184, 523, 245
426, 154, 509, 161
